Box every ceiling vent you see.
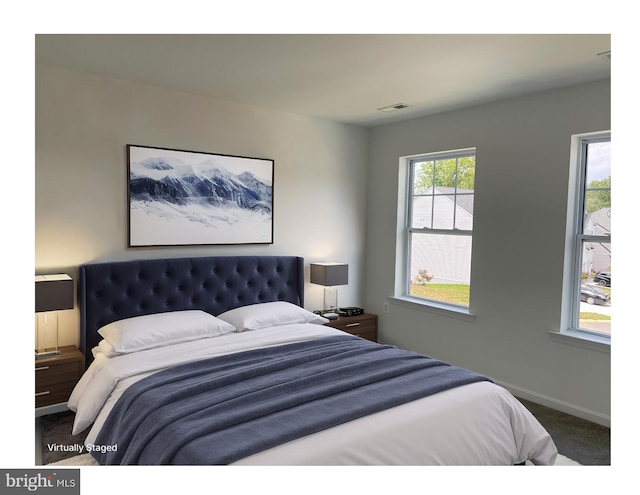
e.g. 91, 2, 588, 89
378, 103, 409, 113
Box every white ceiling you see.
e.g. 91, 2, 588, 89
35, 33, 610, 127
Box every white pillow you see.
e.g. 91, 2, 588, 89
91, 339, 119, 358
217, 301, 328, 332
97, 310, 237, 353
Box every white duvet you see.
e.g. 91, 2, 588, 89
68, 324, 557, 465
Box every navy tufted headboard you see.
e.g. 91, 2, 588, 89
78, 256, 304, 367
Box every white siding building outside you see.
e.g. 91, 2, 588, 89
411, 187, 473, 284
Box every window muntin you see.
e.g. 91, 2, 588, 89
571, 135, 611, 336
406, 149, 475, 308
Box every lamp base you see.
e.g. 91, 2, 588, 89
35, 313, 60, 360
323, 287, 339, 313
35, 349, 61, 360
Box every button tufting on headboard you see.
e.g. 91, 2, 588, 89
78, 256, 304, 368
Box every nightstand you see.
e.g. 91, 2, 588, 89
324, 313, 378, 342
35, 345, 84, 411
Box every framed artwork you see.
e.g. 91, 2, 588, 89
127, 144, 274, 246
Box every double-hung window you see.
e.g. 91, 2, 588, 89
404, 148, 476, 310
568, 133, 611, 338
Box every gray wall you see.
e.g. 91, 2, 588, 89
365, 79, 611, 425
35, 64, 369, 345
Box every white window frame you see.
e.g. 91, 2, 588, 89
554, 131, 611, 351
395, 148, 476, 317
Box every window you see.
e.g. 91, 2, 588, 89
403, 148, 475, 309
568, 133, 611, 337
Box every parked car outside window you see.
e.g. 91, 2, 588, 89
593, 271, 611, 287
580, 285, 610, 305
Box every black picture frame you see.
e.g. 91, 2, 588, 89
127, 144, 274, 247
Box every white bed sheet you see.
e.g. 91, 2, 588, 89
68, 324, 557, 465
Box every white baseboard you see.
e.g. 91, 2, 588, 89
496, 380, 610, 428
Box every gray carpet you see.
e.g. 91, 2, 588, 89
517, 399, 610, 465
39, 401, 610, 465
39, 411, 89, 465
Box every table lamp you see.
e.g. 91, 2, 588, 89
310, 262, 348, 314
35, 274, 74, 359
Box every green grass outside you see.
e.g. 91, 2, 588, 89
410, 283, 470, 306
411, 283, 611, 321
579, 312, 610, 321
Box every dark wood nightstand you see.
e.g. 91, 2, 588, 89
324, 313, 378, 342
35, 345, 84, 409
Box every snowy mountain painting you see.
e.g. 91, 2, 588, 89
127, 145, 273, 246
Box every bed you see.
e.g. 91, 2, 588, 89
68, 255, 557, 465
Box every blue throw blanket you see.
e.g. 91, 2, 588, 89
92, 335, 491, 465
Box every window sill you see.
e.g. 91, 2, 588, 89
389, 296, 476, 321
548, 329, 610, 354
